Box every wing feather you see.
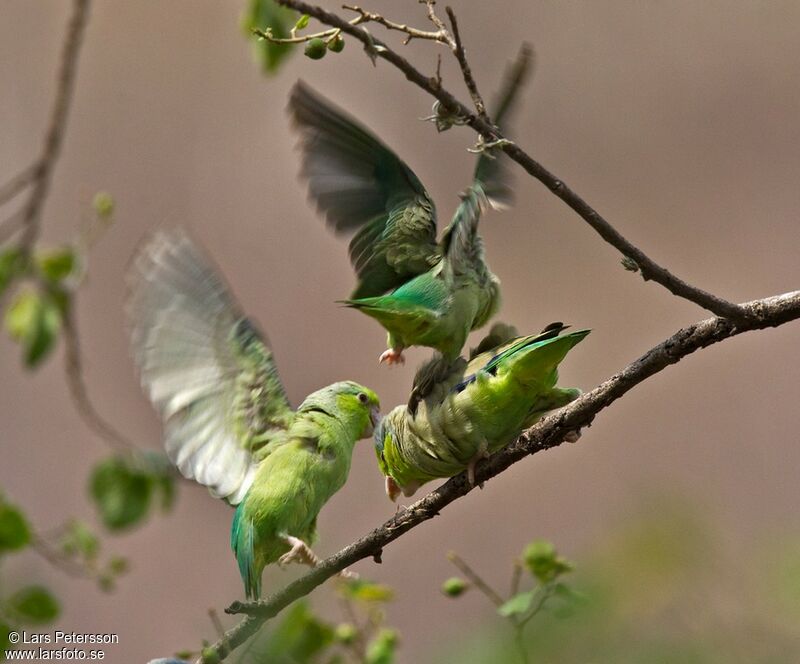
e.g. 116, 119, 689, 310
128, 230, 292, 504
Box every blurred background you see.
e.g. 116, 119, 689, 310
1, 1, 799, 661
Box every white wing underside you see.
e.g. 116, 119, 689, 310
128, 230, 258, 504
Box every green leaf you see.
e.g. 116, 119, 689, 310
498, 590, 535, 617
92, 191, 115, 220
271, 602, 334, 660
108, 555, 129, 575
89, 457, 153, 531
441, 577, 469, 597
242, 0, 296, 74
36, 247, 76, 282
6, 586, 60, 624
338, 578, 394, 603
365, 628, 398, 664
0, 622, 12, 650
523, 540, 573, 583
0, 501, 31, 553
294, 13, 310, 30
0, 247, 26, 294
59, 519, 99, 559
4, 288, 62, 367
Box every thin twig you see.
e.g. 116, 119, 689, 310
447, 551, 505, 608
420, 0, 454, 48
274, 0, 750, 322
0, 162, 39, 208
445, 6, 489, 122
31, 535, 93, 580
200, 290, 800, 662
510, 561, 523, 597
344, 5, 448, 44
339, 596, 370, 661
18, 0, 90, 254
62, 305, 137, 453
208, 609, 226, 640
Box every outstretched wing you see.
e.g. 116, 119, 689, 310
441, 45, 533, 268
128, 230, 294, 504
289, 81, 439, 298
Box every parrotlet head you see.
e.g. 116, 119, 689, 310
298, 380, 381, 439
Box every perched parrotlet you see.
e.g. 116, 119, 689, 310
127, 230, 380, 599
373, 322, 589, 501
288, 47, 532, 365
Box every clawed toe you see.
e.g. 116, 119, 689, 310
379, 348, 405, 366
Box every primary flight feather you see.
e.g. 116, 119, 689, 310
128, 230, 380, 599
289, 46, 532, 365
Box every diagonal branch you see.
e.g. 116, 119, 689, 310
199, 290, 800, 662
274, 0, 749, 323
445, 6, 488, 122
17, 0, 91, 253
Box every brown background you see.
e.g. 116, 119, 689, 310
1, 1, 799, 661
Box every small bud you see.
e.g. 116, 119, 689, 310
294, 14, 310, 30
92, 191, 115, 220
200, 647, 220, 664
327, 35, 345, 53
441, 577, 468, 597
334, 623, 357, 644
304, 38, 327, 60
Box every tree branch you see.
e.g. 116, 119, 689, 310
17, 0, 90, 254
199, 290, 800, 662
273, 0, 750, 323
62, 305, 138, 453
445, 6, 488, 122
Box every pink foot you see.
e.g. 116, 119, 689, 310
379, 348, 405, 366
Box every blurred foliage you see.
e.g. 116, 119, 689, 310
0, 494, 60, 660
89, 453, 175, 532
224, 578, 399, 664
242, 0, 297, 73
437, 501, 800, 664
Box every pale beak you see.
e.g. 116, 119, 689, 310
364, 405, 381, 438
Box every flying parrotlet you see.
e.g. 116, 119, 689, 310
373, 322, 589, 501
288, 46, 533, 366
127, 230, 381, 599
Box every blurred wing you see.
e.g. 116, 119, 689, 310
128, 230, 293, 504
440, 45, 533, 264
289, 81, 439, 297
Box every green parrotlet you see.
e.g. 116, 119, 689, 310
289, 46, 532, 365
373, 322, 589, 500
128, 230, 380, 599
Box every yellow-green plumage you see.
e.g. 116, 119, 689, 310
128, 231, 380, 599
374, 323, 589, 499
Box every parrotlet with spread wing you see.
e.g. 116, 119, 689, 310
373, 322, 589, 501
128, 231, 380, 599
289, 47, 532, 365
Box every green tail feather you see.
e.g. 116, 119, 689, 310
231, 504, 260, 600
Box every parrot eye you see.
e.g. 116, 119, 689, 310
357, 392, 369, 405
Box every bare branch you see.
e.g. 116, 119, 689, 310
274, 0, 750, 322
344, 4, 449, 44
447, 551, 506, 608
62, 305, 138, 453
0, 162, 39, 209
420, 0, 454, 48
201, 290, 800, 662
445, 6, 488, 121
18, 0, 90, 254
